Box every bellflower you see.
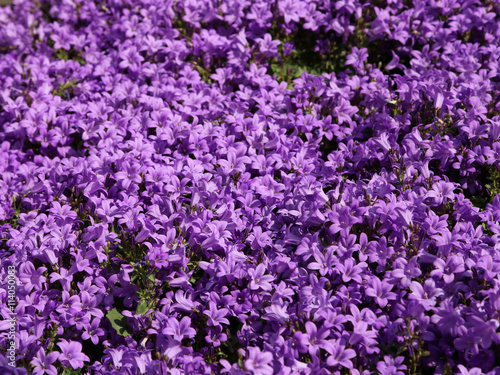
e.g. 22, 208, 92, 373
244, 347, 273, 375
81, 318, 106, 345
57, 340, 89, 369
31, 349, 58, 375
248, 264, 274, 291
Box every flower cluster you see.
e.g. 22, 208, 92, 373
0, 0, 500, 374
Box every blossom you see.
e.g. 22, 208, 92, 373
456, 365, 483, 375
18, 262, 46, 293
304, 321, 329, 355
409, 280, 443, 311
205, 325, 227, 348
324, 340, 356, 369
31, 349, 58, 375
376, 356, 406, 375
427, 181, 456, 205
204, 302, 230, 326
256, 33, 280, 58
162, 316, 196, 341
430, 255, 465, 284
345, 47, 368, 72
118, 46, 144, 70
248, 264, 274, 291
244, 347, 274, 375
365, 276, 396, 308
57, 340, 89, 369
81, 318, 106, 345
290, 331, 309, 354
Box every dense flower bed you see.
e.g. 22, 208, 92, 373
1, 0, 500, 374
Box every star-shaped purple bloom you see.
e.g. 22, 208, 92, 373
57, 340, 89, 369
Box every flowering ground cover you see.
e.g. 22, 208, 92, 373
1, 0, 500, 374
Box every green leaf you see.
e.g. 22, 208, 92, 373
0, 0, 13, 6
52, 80, 79, 98
61, 368, 83, 375
147, 272, 156, 283
420, 350, 431, 357
106, 309, 132, 337
136, 300, 149, 316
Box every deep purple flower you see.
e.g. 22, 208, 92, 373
376, 355, 406, 375
31, 349, 59, 375
244, 347, 273, 375
456, 365, 484, 375
290, 331, 309, 354
204, 302, 230, 326
427, 181, 456, 205
345, 47, 368, 72
81, 318, 106, 345
430, 255, 465, 284
304, 321, 330, 355
205, 325, 228, 348
248, 264, 274, 291
57, 340, 89, 369
365, 276, 397, 308
409, 280, 443, 311
162, 316, 196, 341
324, 340, 356, 369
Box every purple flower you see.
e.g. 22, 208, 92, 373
304, 321, 329, 355
31, 349, 58, 375
159, 336, 183, 362
345, 47, 368, 72
390, 257, 422, 288
18, 262, 46, 293
263, 301, 290, 324
427, 181, 456, 205
278, 0, 301, 24
103, 347, 125, 369
283, 41, 294, 56
475, 254, 500, 281
467, 316, 500, 350
431, 229, 461, 256
81, 318, 106, 345
328, 206, 362, 236
337, 258, 366, 283
456, 365, 484, 375
171, 290, 198, 312
424, 210, 449, 236
118, 46, 144, 70
56, 291, 82, 315
248, 264, 274, 291
324, 340, 356, 369
308, 246, 336, 276
290, 331, 309, 354
205, 325, 228, 348
256, 34, 280, 58
409, 280, 443, 311
49, 268, 73, 291
249, 226, 273, 250
244, 347, 273, 375
232, 289, 253, 314
162, 316, 196, 341
430, 255, 465, 284
376, 355, 406, 375
365, 276, 396, 308
115, 161, 142, 190
204, 302, 230, 326
57, 340, 89, 369
3, 0, 500, 371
